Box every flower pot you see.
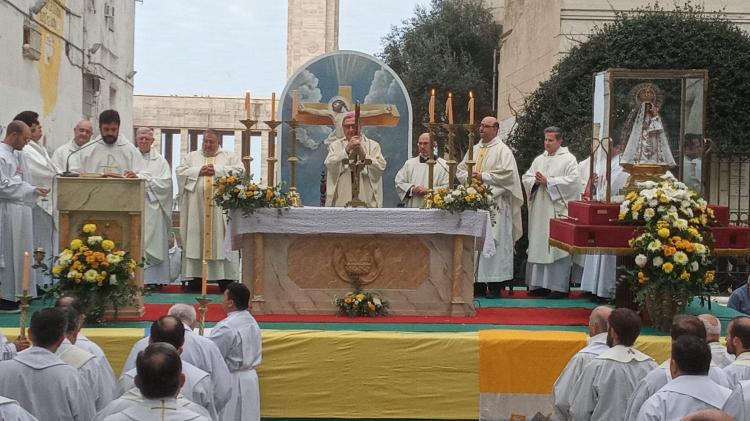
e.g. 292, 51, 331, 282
644, 287, 688, 332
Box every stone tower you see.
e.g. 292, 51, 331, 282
287, 0, 340, 77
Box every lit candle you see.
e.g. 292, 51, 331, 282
446, 92, 454, 125
292, 90, 299, 119
468, 91, 475, 125
244, 91, 251, 119
429, 89, 436, 123
22, 251, 30, 293
271, 92, 276, 121
201, 260, 208, 296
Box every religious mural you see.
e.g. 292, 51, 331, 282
279, 50, 412, 207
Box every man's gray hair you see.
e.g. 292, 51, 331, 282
698, 314, 722, 338
136, 127, 154, 136
544, 126, 563, 140
168, 303, 196, 325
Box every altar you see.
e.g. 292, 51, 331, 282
227, 207, 495, 317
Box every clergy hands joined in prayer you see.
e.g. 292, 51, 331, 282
412, 185, 427, 196
35, 187, 49, 197
345, 135, 362, 154
534, 171, 548, 186
199, 164, 215, 176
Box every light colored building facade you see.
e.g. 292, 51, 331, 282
287, 0, 339, 77
0, 0, 136, 150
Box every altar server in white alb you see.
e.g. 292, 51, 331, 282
16, 111, 58, 289
579, 138, 629, 300
636, 335, 731, 421
522, 126, 581, 299
569, 308, 656, 421
457, 116, 524, 294
395, 132, 449, 208
552, 306, 612, 420
135, 127, 174, 285
51, 120, 93, 173
103, 342, 210, 421
723, 315, 750, 386
209, 283, 262, 421
72, 109, 145, 177
698, 314, 735, 368
0, 308, 94, 421
0, 121, 48, 312
624, 315, 731, 421
176, 129, 243, 284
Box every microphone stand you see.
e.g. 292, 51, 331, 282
60, 138, 101, 177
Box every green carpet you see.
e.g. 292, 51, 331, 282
475, 297, 598, 309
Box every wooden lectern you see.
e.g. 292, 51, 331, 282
57, 177, 145, 318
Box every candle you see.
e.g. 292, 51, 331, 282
446, 92, 454, 125
292, 90, 299, 119
244, 91, 251, 119
201, 260, 208, 296
468, 91, 475, 125
271, 92, 276, 121
429, 89, 436, 123
22, 251, 30, 293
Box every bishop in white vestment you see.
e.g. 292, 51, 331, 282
0, 396, 37, 421
136, 128, 174, 285
51, 120, 93, 174
522, 128, 581, 296
395, 132, 449, 208
325, 113, 386, 207
457, 117, 524, 285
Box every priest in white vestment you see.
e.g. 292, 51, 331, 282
457, 116, 524, 294
522, 127, 581, 298
722, 316, 750, 386
636, 336, 731, 420
395, 132, 449, 208
15, 111, 59, 288
0, 308, 94, 421
0, 396, 37, 421
0, 122, 47, 311
570, 308, 656, 421
1, 330, 29, 361
325, 112, 387, 207
699, 314, 735, 368
208, 283, 262, 421
570, 155, 590, 284
94, 389, 210, 421
176, 129, 242, 283
722, 379, 750, 420
51, 120, 93, 174
553, 306, 612, 421
71, 109, 145, 176
625, 315, 731, 421
136, 128, 174, 285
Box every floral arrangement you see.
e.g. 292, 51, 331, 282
214, 173, 291, 216
335, 288, 389, 317
619, 175, 716, 330
45, 223, 141, 322
428, 180, 497, 215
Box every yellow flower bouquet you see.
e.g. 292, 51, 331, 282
334, 289, 389, 317
428, 180, 498, 215
44, 223, 141, 322
213, 172, 292, 216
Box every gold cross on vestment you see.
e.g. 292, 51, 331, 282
100, 154, 119, 174
343, 146, 372, 208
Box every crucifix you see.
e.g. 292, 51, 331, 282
343, 103, 371, 208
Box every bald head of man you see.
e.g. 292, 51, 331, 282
681, 409, 734, 421
479, 116, 499, 143
416, 132, 433, 158
698, 314, 722, 343
589, 306, 613, 337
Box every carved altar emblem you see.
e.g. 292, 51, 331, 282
332, 244, 383, 286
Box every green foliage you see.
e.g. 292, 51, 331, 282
379, 0, 502, 150
507, 3, 750, 174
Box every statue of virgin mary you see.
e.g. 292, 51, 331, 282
620, 85, 676, 167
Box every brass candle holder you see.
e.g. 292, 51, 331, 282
195, 296, 212, 336
239, 119, 257, 178
16, 290, 31, 340
264, 120, 282, 187
463, 123, 477, 184
441, 123, 459, 189
421, 122, 441, 209
287, 118, 302, 207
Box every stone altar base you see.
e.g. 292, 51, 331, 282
239, 233, 476, 317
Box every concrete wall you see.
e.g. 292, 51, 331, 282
287, 0, 339, 77
0, 0, 135, 151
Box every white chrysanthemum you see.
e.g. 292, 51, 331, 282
674, 251, 689, 265
631, 211, 639, 220
644, 208, 656, 221
466, 187, 477, 195
648, 199, 658, 207
444, 195, 454, 204
107, 254, 123, 264
87, 236, 103, 245
109, 274, 118, 285
652, 256, 664, 267
67, 270, 79, 279
689, 261, 700, 272
641, 189, 657, 200
84, 269, 98, 282
635, 254, 648, 267
674, 219, 688, 230
694, 244, 707, 255
647, 240, 662, 252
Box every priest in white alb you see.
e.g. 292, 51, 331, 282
722, 379, 750, 420
325, 112, 386, 207
0, 121, 48, 312
176, 129, 243, 283
51, 120, 93, 173
722, 315, 750, 387
522, 127, 581, 299
395, 132, 449, 208
0, 396, 37, 421
457, 116, 524, 296
699, 314, 735, 368
552, 306, 612, 421
136, 127, 174, 285
71, 109, 145, 176
15, 111, 59, 289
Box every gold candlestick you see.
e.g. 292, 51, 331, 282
287, 118, 302, 207
422, 122, 441, 208
463, 123, 477, 184
195, 296, 212, 336
441, 122, 458, 189
16, 291, 31, 340
240, 119, 257, 178
264, 120, 282, 187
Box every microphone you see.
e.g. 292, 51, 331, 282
60, 138, 101, 177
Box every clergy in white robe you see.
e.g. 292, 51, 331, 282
553, 306, 612, 421
722, 379, 750, 420
457, 117, 524, 287
0, 308, 95, 421
101, 398, 210, 421
635, 335, 731, 421
394, 132, 449, 208
1, 330, 29, 361
136, 128, 174, 285
722, 316, 750, 387
570, 156, 590, 284
0, 396, 37, 421
209, 283, 262, 421
94, 389, 210, 421
570, 308, 656, 421
71, 109, 145, 177
698, 314, 735, 368
522, 127, 581, 297
325, 112, 386, 207
176, 130, 243, 281
51, 120, 93, 174
0, 122, 46, 308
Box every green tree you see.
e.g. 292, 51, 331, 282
379, 0, 502, 153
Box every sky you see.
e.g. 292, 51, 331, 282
133, 0, 431, 96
